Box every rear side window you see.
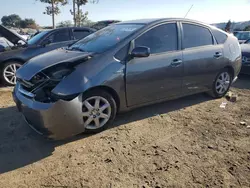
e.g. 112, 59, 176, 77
73, 30, 90, 40
212, 29, 228, 44
183, 23, 213, 49
48, 29, 71, 43
135, 23, 178, 54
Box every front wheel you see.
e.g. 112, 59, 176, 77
81, 89, 117, 133
209, 69, 232, 98
1, 61, 22, 86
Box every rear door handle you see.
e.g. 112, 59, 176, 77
214, 52, 222, 58
171, 59, 182, 67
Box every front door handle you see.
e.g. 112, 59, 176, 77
171, 59, 182, 67
214, 52, 222, 58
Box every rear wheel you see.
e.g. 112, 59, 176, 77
81, 89, 117, 133
209, 69, 232, 98
1, 61, 22, 86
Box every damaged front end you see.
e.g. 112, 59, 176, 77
13, 50, 93, 139
18, 64, 77, 103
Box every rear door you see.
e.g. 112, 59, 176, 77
181, 23, 225, 94
126, 22, 183, 106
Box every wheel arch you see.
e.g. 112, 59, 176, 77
0, 58, 25, 69
224, 65, 234, 79
83, 85, 120, 112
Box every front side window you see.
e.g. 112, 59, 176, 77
135, 23, 178, 54
183, 23, 213, 49
48, 30, 71, 43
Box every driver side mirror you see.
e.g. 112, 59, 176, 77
131, 46, 150, 58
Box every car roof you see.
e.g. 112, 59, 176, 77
118, 18, 210, 26
48, 27, 96, 32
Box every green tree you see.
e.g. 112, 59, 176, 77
244, 25, 250, 31
76, 0, 87, 26
38, 0, 68, 29
225, 20, 232, 32
20, 19, 37, 28
71, 0, 98, 26
75, 10, 89, 26
57, 20, 73, 27
1, 14, 22, 27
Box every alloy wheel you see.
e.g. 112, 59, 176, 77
3, 63, 21, 85
215, 72, 230, 95
82, 96, 112, 130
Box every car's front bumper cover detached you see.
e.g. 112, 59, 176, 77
13, 83, 84, 140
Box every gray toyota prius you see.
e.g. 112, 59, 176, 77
13, 18, 242, 140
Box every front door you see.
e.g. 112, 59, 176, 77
181, 23, 226, 94
126, 23, 183, 107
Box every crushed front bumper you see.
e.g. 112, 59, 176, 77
13, 83, 84, 140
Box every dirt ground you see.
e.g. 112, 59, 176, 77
0, 76, 249, 188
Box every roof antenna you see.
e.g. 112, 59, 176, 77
184, 4, 194, 18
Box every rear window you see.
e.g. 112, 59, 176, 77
212, 29, 228, 44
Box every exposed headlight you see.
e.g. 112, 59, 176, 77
49, 68, 73, 81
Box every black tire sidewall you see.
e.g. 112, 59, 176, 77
82, 89, 117, 133
1, 61, 22, 86
212, 69, 232, 98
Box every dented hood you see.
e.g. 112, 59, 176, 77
0, 25, 27, 45
16, 48, 93, 80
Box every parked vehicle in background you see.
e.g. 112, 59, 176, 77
240, 38, 250, 74
0, 25, 96, 85
0, 37, 13, 52
234, 31, 250, 44
91, 20, 120, 30
233, 31, 239, 36
13, 18, 241, 140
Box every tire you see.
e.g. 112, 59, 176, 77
1, 61, 22, 86
81, 89, 117, 133
209, 68, 232, 98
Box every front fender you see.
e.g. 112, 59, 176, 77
51, 60, 125, 97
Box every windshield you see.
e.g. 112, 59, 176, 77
68, 24, 144, 53
235, 32, 250, 40
27, 30, 50, 45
